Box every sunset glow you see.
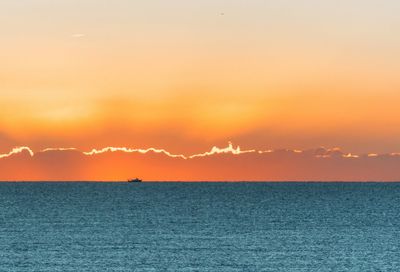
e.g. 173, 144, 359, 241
1, 0, 400, 180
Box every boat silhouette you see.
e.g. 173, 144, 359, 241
127, 178, 142, 183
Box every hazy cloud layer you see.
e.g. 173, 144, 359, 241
1, 143, 400, 181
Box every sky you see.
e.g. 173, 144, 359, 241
1, 0, 400, 180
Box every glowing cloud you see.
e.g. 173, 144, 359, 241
0, 143, 400, 161
188, 142, 256, 159
82, 142, 256, 160
342, 153, 360, 159
0, 147, 34, 159
82, 147, 187, 159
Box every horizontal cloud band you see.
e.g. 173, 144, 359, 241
0, 143, 398, 160
1, 142, 400, 181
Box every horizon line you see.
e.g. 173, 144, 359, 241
1, 180, 400, 183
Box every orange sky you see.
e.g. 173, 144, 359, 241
1, 1, 400, 180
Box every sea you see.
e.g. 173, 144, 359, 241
0, 182, 399, 271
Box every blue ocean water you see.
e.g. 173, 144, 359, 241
1, 182, 400, 271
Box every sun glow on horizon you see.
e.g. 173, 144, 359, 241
1, 0, 400, 180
